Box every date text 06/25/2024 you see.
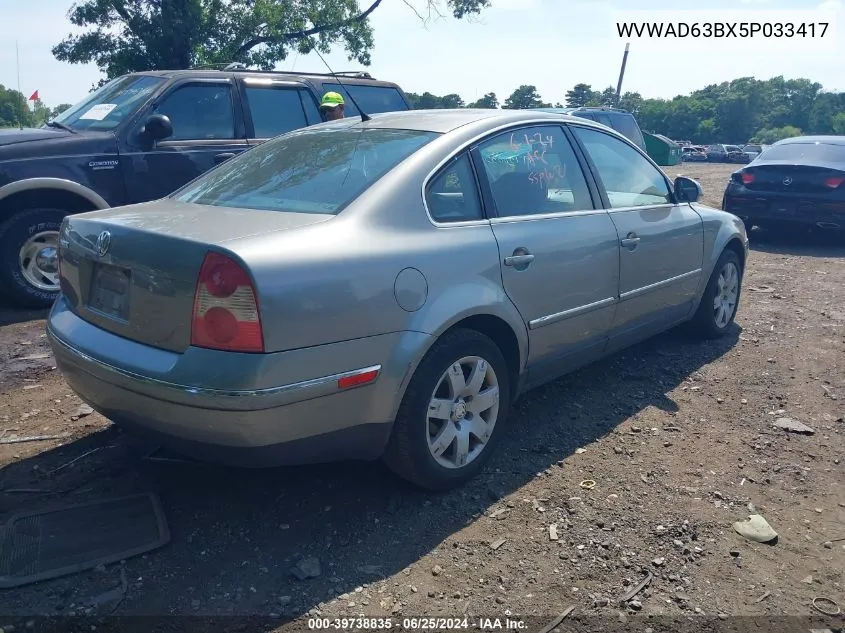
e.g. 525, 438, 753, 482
308, 616, 528, 630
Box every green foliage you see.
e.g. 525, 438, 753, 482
0, 85, 31, 128
0, 85, 79, 128
750, 126, 803, 144
502, 85, 549, 110
467, 92, 499, 109
406, 91, 465, 109
635, 76, 826, 143
833, 113, 845, 134
53, 0, 491, 80
565, 83, 594, 108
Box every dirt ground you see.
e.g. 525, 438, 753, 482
0, 162, 843, 630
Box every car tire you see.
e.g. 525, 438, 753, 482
0, 208, 65, 309
382, 328, 511, 491
689, 249, 742, 340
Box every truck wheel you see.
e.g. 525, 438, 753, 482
0, 208, 66, 309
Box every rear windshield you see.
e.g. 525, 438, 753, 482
758, 142, 845, 163
608, 113, 645, 147
322, 83, 409, 116
174, 126, 439, 214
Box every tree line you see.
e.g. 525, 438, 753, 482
409, 76, 845, 144
0, 86, 70, 128
7, 1, 835, 145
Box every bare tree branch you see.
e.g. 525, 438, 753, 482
234, 0, 384, 58
401, 0, 445, 27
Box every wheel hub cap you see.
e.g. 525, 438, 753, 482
426, 356, 501, 470
18, 230, 61, 292
713, 262, 739, 328
35, 247, 58, 275
451, 399, 468, 422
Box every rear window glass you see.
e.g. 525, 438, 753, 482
757, 142, 845, 163
608, 113, 645, 148
173, 127, 438, 214
322, 83, 409, 116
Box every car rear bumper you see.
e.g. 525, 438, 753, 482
724, 188, 845, 229
47, 297, 432, 466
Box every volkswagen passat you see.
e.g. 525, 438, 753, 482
47, 109, 748, 490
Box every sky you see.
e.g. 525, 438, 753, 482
0, 0, 843, 108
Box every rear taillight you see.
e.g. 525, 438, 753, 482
741, 171, 755, 185
824, 176, 844, 189
191, 251, 264, 353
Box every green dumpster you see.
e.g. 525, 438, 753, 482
643, 132, 682, 166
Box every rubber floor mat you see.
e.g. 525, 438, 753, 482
0, 492, 169, 588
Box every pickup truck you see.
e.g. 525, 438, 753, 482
0, 67, 411, 308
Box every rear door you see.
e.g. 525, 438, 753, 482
238, 77, 323, 145
121, 77, 250, 202
569, 124, 704, 351
471, 124, 621, 385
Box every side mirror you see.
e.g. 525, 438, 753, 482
674, 175, 702, 203
141, 113, 173, 142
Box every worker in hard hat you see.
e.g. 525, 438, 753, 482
320, 91, 346, 121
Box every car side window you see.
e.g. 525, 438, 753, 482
154, 84, 234, 141
426, 153, 484, 223
244, 87, 315, 138
476, 125, 593, 218
571, 126, 672, 208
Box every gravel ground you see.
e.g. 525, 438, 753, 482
0, 162, 843, 630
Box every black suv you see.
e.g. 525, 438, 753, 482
0, 66, 411, 308
534, 106, 647, 151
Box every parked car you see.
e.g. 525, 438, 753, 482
682, 146, 708, 162
741, 144, 763, 160
47, 109, 747, 490
725, 145, 751, 164
723, 135, 845, 232
0, 66, 412, 309
706, 144, 729, 162
533, 106, 647, 151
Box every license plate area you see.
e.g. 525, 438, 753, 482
88, 263, 131, 321
770, 201, 795, 215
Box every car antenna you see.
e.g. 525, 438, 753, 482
308, 37, 371, 122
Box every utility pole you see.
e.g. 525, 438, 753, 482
615, 42, 630, 106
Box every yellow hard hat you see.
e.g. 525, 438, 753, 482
320, 91, 345, 109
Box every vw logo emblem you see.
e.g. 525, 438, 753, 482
782, 177, 793, 186
96, 230, 111, 256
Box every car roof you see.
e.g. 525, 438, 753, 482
533, 107, 634, 117
338, 108, 608, 134
130, 69, 402, 88
775, 135, 845, 146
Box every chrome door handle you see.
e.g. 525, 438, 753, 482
504, 254, 535, 266
620, 232, 640, 248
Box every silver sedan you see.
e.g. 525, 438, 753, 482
47, 109, 748, 490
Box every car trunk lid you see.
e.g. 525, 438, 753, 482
740, 162, 845, 194
58, 200, 333, 353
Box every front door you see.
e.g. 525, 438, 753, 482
121, 78, 250, 203
472, 124, 621, 386
569, 125, 704, 350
